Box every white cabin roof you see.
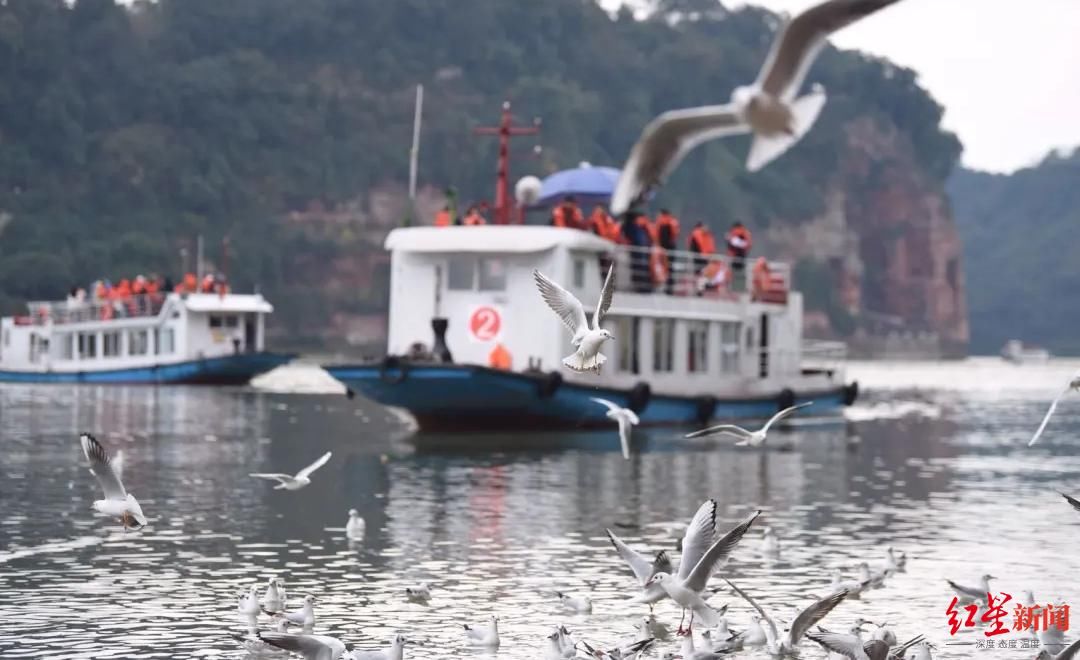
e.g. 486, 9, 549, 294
384, 226, 612, 254
183, 293, 273, 313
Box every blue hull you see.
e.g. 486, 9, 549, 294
325, 362, 857, 431
0, 352, 294, 385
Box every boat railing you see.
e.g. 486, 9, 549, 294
605, 244, 791, 303
21, 294, 167, 326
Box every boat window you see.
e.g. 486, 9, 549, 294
720, 322, 741, 373
477, 258, 507, 291
156, 327, 175, 355
78, 332, 97, 359
687, 321, 709, 373
209, 315, 223, 329
610, 316, 638, 375
653, 318, 674, 373
573, 258, 585, 288
447, 256, 475, 291
103, 331, 121, 357
129, 329, 149, 356
60, 334, 74, 360
224, 315, 239, 328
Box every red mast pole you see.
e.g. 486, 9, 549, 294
474, 101, 540, 225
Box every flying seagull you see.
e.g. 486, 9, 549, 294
946, 573, 995, 604
606, 528, 675, 607
79, 433, 147, 530
257, 631, 353, 660
1029, 371, 1080, 446
807, 632, 926, 660
610, 0, 903, 215
534, 264, 615, 373
250, 451, 332, 490
724, 578, 849, 656
1060, 491, 1080, 514
591, 397, 639, 459
685, 402, 812, 446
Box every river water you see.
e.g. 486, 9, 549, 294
1, 358, 1078, 659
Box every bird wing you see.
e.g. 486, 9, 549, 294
805, 631, 870, 660
249, 473, 294, 483
296, 451, 332, 479
946, 579, 986, 601
79, 433, 127, 501
1030, 385, 1071, 446
594, 263, 616, 328
258, 632, 340, 659
757, 0, 901, 101
683, 510, 761, 593
606, 529, 656, 586
113, 449, 124, 482
1053, 637, 1080, 660
610, 104, 747, 215
1060, 492, 1080, 514
677, 499, 717, 582
762, 402, 813, 433
591, 397, 622, 413
788, 589, 849, 647
723, 578, 780, 643
534, 269, 588, 337
617, 418, 631, 460
684, 424, 754, 440
889, 635, 925, 659
625, 409, 640, 425
653, 549, 674, 577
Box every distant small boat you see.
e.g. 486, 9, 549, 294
1001, 339, 1050, 364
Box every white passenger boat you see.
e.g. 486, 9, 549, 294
1001, 339, 1050, 364
0, 291, 292, 383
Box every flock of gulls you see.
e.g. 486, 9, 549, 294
67, 0, 1080, 658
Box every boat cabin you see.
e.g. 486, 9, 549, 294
385, 225, 821, 397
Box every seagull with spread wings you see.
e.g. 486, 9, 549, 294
591, 397, 639, 459
79, 433, 147, 530
610, 0, 903, 215
724, 578, 849, 656
1029, 371, 1080, 446
606, 529, 675, 607
257, 631, 353, 660
534, 264, 615, 373
250, 451, 332, 490
686, 402, 812, 447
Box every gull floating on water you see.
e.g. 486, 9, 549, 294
534, 265, 615, 373
946, 573, 994, 604
1029, 372, 1080, 446
908, 640, 935, 660
250, 451, 332, 490
610, 0, 904, 214
544, 629, 568, 660
884, 546, 906, 572
262, 577, 287, 613
258, 631, 353, 660
830, 570, 871, 600
685, 402, 813, 447
79, 433, 147, 530
645, 507, 762, 632
275, 594, 316, 628
557, 626, 578, 659
349, 634, 407, 660
724, 577, 849, 656
591, 397, 639, 460
404, 582, 431, 604
237, 584, 261, 620
556, 590, 593, 613
464, 615, 500, 649
346, 509, 366, 540
760, 526, 780, 556
606, 529, 675, 607
857, 561, 888, 589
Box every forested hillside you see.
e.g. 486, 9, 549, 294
0, 0, 962, 347
948, 151, 1080, 355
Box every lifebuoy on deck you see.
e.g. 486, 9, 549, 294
777, 387, 796, 412
379, 356, 409, 385
695, 395, 717, 424
627, 382, 652, 413
536, 371, 563, 399
843, 381, 859, 406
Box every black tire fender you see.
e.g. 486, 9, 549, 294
536, 370, 563, 399
777, 387, 796, 412
627, 382, 652, 413
379, 356, 408, 385
695, 395, 717, 425
843, 381, 859, 406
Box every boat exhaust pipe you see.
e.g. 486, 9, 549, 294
431, 317, 453, 363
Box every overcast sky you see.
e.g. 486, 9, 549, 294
713, 0, 1080, 173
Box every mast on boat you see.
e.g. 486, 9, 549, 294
473, 101, 541, 225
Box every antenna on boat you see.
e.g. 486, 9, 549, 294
405, 84, 424, 227
195, 234, 204, 289
474, 101, 541, 225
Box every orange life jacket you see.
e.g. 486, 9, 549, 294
488, 343, 512, 370
635, 215, 657, 245
552, 204, 584, 229
587, 209, 612, 237
726, 225, 753, 255
656, 213, 680, 249
434, 210, 452, 227
689, 226, 717, 255
650, 246, 669, 285
463, 211, 486, 226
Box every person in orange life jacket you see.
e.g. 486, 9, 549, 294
463, 206, 486, 226
655, 209, 680, 294
551, 196, 585, 229
726, 221, 752, 290
688, 221, 718, 274
434, 205, 453, 227
587, 205, 615, 238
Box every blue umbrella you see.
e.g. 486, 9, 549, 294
534, 163, 622, 208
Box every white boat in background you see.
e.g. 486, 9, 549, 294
0, 291, 293, 383
1001, 339, 1050, 364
